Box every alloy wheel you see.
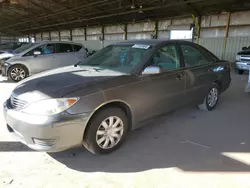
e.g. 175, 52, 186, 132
207, 88, 218, 107
10, 68, 26, 81
96, 116, 124, 149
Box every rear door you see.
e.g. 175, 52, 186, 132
178, 42, 218, 105
72, 44, 87, 62
54, 43, 77, 67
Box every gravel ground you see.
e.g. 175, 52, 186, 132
0, 73, 250, 188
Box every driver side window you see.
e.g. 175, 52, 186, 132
150, 45, 180, 71
25, 44, 56, 56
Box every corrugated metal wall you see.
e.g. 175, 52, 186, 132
127, 22, 155, 40
199, 38, 224, 59
29, 10, 250, 61
199, 37, 250, 62
0, 36, 17, 43
158, 20, 171, 39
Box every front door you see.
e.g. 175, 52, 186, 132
134, 43, 186, 122
21, 43, 56, 74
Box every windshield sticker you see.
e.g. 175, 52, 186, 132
132, 44, 150, 49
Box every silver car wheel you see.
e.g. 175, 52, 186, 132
96, 116, 124, 149
10, 68, 26, 81
207, 88, 218, 107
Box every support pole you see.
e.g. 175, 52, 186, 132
123, 24, 127, 40
84, 27, 87, 41
70, 29, 73, 41
58, 31, 61, 41
154, 21, 158, 39
48, 31, 51, 41
222, 12, 231, 59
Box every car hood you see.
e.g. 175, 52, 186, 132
0, 52, 14, 60
238, 50, 250, 55
13, 65, 127, 102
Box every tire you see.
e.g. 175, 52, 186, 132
83, 107, 129, 154
8, 65, 28, 82
235, 68, 244, 75
198, 83, 219, 111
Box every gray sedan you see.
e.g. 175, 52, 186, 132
3, 40, 231, 154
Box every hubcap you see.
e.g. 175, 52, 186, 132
96, 116, 124, 149
10, 68, 25, 81
207, 88, 218, 107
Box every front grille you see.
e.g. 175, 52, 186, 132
240, 56, 250, 63
9, 95, 28, 110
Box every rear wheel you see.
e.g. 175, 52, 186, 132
83, 107, 129, 154
8, 65, 28, 82
235, 68, 244, 75
198, 84, 219, 111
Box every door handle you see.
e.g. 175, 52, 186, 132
176, 74, 184, 81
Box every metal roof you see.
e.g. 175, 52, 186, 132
0, 0, 249, 35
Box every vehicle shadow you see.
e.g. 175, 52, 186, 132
0, 141, 32, 151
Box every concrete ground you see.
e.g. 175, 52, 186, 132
0, 73, 250, 188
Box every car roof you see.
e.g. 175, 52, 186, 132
115, 39, 194, 46
37, 41, 83, 46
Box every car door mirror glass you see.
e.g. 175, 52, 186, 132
142, 66, 162, 75
34, 51, 41, 55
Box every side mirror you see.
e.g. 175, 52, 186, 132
142, 66, 162, 75
242, 47, 248, 51
34, 51, 41, 56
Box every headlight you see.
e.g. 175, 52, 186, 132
22, 98, 79, 116
236, 55, 241, 61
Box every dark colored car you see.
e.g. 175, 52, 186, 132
235, 46, 250, 74
3, 40, 231, 154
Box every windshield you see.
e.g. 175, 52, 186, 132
13, 43, 37, 54
79, 44, 151, 73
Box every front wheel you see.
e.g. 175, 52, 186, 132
83, 107, 129, 154
8, 65, 28, 82
198, 84, 219, 111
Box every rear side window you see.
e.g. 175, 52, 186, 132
73, 45, 82, 52
181, 45, 210, 67
198, 45, 219, 62
57, 43, 73, 53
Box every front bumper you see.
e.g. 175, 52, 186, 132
235, 61, 250, 71
3, 100, 91, 152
